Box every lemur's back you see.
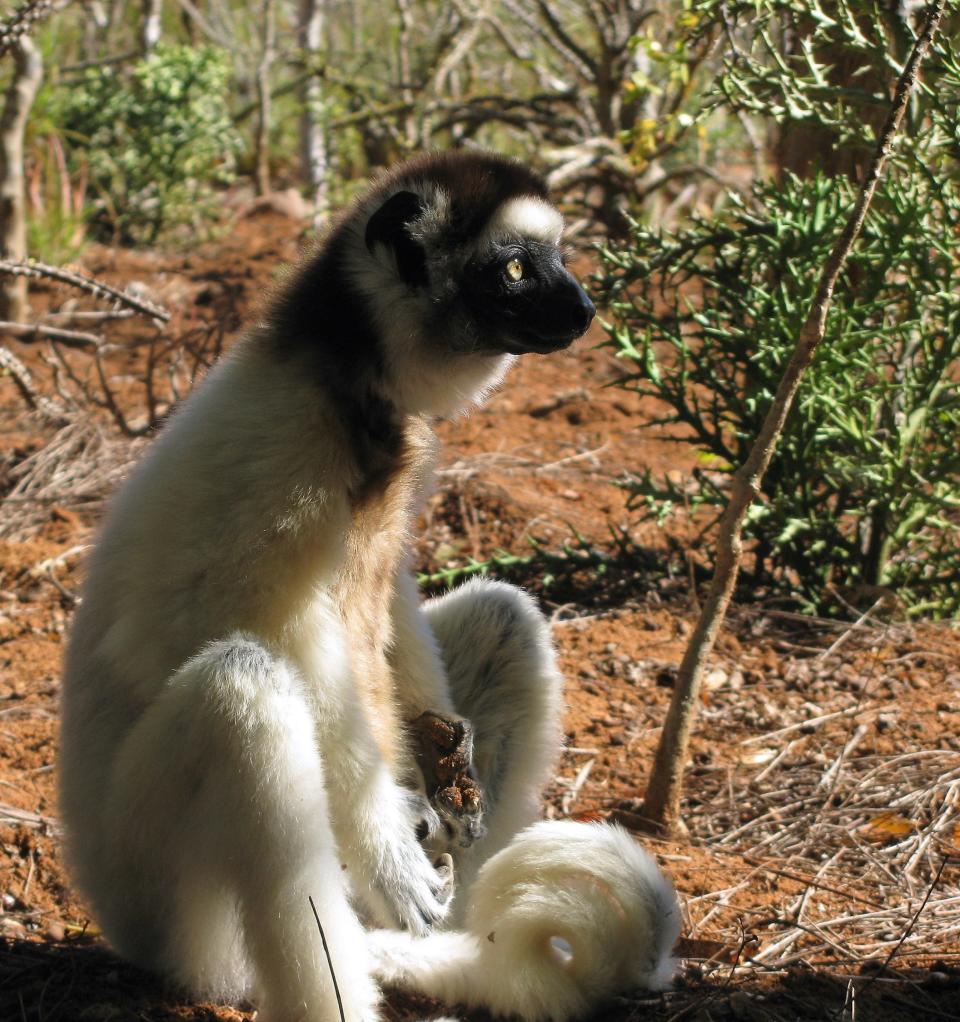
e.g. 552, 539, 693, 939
60, 335, 359, 846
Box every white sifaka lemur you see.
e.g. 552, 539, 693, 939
59, 150, 680, 1022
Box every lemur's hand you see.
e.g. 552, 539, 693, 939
410, 711, 486, 849
362, 789, 455, 936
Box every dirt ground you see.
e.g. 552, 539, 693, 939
2, 207, 959, 1021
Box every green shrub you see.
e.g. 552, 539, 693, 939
596, 0, 960, 619
597, 168, 960, 619
60, 44, 240, 245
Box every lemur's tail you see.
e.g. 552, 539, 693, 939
368, 820, 679, 1022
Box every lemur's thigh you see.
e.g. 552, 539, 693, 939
423, 579, 564, 860
103, 636, 380, 1022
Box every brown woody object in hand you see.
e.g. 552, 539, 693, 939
411, 711, 483, 828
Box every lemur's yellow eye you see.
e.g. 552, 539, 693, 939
505, 258, 524, 282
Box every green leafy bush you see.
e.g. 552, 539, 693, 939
61, 44, 240, 245
597, 168, 960, 618
597, 0, 960, 619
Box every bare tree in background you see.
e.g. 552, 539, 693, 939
0, 35, 43, 320
395, 0, 417, 149
140, 0, 162, 53
458, 0, 720, 232
254, 0, 277, 195
298, 0, 327, 222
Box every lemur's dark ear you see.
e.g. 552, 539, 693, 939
365, 190, 429, 288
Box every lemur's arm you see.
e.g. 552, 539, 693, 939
390, 568, 456, 716
390, 568, 485, 847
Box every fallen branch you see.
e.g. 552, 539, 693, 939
0, 344, 69, 422
0, 259, 170, 322
0, 318, 102, 348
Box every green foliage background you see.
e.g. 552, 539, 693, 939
59, 45, 240, 244
598, 0, 960, 617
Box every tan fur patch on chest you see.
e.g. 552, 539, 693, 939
333, 416, 438, 765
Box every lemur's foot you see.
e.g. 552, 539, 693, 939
411, 711, 485, 849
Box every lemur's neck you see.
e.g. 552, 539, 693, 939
339, 385, 412, 509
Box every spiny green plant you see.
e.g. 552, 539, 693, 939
416, 526, 662, 607
597, 1, 960, 618
598, 167, 960, 618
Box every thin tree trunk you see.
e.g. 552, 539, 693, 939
140, 0, 162, 54
298, 0, 327, 224
640, 0, 946, 836
0, 35, 43, 322
254, 0, 277, 197
395, 0, 417, 148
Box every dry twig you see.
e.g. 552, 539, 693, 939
0, 259, 170, 322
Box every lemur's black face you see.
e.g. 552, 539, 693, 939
364, 184, 595, 357
460, 241, 595, 355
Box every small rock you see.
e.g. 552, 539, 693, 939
704, 668, 728, 690
625, 664, 644, 685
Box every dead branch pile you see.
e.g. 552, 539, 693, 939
0, 260, 222, 537
678, 622, 959, 982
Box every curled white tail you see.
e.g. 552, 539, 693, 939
368, 820, 679, 1021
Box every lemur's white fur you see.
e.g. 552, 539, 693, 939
478, 196, 565, 249
369, 820, 680, 1021
348, 179, 514, 415
60, 153, 677, 1022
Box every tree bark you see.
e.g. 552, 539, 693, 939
254, 0, 277, 196
140, 0, 162, 54
298, 0, 327, 223
640, 0, 946, 836
0, 35, 43, 322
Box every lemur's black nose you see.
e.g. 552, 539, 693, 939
576, 292, 596, 334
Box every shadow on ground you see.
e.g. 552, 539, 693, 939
5, 933, 960, 1022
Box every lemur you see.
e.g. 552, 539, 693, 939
60, 150, 679, 1022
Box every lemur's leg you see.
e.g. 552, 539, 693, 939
101, 637, 383, 1022
422, 578, 565, 912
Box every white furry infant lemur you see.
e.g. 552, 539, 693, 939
60, 151, 679, 1022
